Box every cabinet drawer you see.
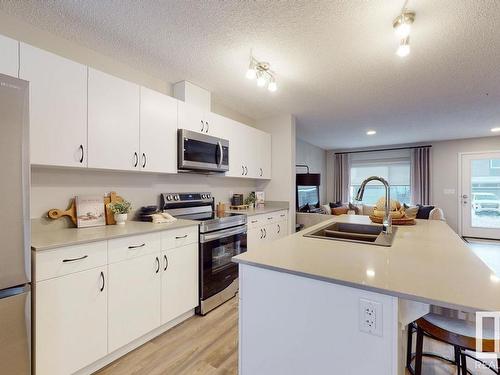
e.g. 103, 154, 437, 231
161, 226, 198, 250
34, 241, 107, 282
247, 215, 266, 229
108, 233, 161, 264
275, 210, 288, 222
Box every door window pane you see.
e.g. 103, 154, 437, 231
471, 159, 500, 229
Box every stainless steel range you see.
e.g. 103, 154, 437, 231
161, 192, 247, 315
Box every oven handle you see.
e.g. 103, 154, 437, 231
200, 225, 247, 243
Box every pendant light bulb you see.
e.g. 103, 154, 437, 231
246, 67, 256, 80
268, 78, 277, 92
396, 37, 410, 57
394, 21, 411, 39
256, 72, 267, 87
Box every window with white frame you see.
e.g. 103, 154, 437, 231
349, 150, 412, 205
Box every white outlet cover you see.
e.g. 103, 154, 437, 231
359, 298, 383, 337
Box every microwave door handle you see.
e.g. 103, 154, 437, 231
217, 141, 223, 168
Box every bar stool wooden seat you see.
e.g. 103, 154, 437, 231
407, 313, 500, 375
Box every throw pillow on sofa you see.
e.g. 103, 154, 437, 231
329, 201, 344, 209
416, 204, 435, 219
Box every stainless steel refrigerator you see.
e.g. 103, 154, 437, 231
0, 73, 31, 374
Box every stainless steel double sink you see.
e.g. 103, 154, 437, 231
304, 222, 397, 247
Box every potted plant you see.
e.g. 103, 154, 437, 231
244, 192, 256, 209
107, 200, 132, 225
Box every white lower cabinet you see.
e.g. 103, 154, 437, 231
247, 211, 289, 251
161, 243, 199, 324
108, 253, 162, 352
35, 267, 108, 375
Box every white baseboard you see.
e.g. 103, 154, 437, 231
74, 309, 195, 375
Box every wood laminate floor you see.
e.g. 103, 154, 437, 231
96, 297, 238, 375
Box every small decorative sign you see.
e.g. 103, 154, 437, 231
75, 195, 106, 228
255, 191, 265, 206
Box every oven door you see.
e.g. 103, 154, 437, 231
178, 129, 229, 172
199, 225, 247, 300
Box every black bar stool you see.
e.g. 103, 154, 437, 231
407, 313, 500, 374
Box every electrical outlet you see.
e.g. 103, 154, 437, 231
359, 298, 383, 337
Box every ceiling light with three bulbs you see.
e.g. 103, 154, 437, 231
246, 53, 277, 92
393, 9, 415, 58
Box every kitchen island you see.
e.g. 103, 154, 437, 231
233, 215, 500, 375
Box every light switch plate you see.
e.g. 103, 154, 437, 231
359, 298, 383, 337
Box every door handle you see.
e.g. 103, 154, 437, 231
164, 255, 168, 271
155, 256, 160, 274
100, 271, 105, 292
62, 255, 88, 263
133, 152, 138, 167
128, 243, 146, 249
79, 144, 84, 163
142, 153, 147, 168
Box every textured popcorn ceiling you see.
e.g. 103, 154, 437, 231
1, 0, 499, 149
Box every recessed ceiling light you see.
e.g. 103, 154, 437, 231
491, 127, 500, 133
366, 130, 377, 135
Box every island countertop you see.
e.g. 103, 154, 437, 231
32, 219, 199, 251
233, 215, 500, 312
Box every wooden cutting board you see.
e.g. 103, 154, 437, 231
48, 192, 124, 226
369, 215, 416, 225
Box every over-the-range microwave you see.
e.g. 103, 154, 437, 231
178, 129, 229, 173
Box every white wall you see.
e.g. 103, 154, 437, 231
296, 139, 327, 204
31, 167, 258, 220
255, 115, 296, 232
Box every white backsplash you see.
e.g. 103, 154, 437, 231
31, 167, 267, 219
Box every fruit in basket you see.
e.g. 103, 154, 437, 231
373, 209, 405, 219
373, 198, 405, 219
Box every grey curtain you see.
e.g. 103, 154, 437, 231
411, 147, 431, 205
333, 153, 350, 203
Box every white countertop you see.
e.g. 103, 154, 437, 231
31, 219, 199, 251
226, 201, 289, 216
233, 215, 500, 312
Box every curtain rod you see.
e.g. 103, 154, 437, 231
334, 145, 432, 155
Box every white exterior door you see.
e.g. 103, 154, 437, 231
0, 35, 18, 77
20, 43, 88, 167
108, 254, 161, 352
88, 68, 140, 171
160, 243, 198, 324
461, 152, 500, 239
35, 267, 108, 375
140, 87, 178, 173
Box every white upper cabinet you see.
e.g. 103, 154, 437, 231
254, 129, 272, 179
0, 35, 18, 77
178, 100, 222, 137
88, 68, 140, 171
20, 43, 88, 167
140, 87, 178, 173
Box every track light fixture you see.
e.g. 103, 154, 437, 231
393, 8, 415, 57
246, 53, 277, 92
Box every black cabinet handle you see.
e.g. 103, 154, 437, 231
242, 166, 245, 175
260, 168, 263, 176
100, 271, 105, 292
280, 214, 286, 217
251, 220, 258, 224
260, 228, 263, 239
142, 153, 147, 168
164, 255, 168, 271
264, 228, 267, 238
175, 234, 188, 239
79, 145, 84, 163
201, 120, 205, 132
278, 224, 281, 234
62, 255, 88, 263
128, 243, 146, 249
267, 217, 273, 220
133, 152, 138, 167
244, 166, 248, 175
205, 121, 209, 133
155, 257, 160, 274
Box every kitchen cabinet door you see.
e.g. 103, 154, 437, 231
256, 131, 272, 179
247, 227, 265, 251
225, 118, 247, 177
160, 243, 198, 324
140, 87, 178, 173
177, 100, 207, 134
276, 219, 288, 239
20, 43, 88, 167
0, 35, 18, 77
108, 254, 161, 352
204, 111, 225, 138
35, 267, 107, 375
88, 68, 140, 171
